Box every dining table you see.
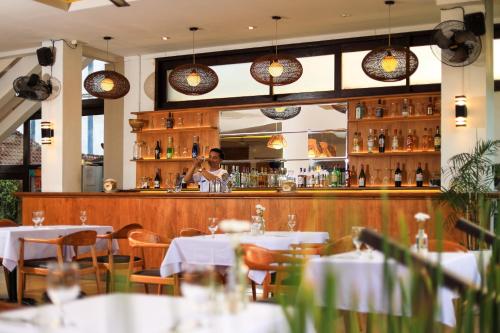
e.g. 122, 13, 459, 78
161, 231, 329, 283
0, 293, 288, 333
305, 250, 481, 327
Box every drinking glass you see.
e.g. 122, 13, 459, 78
287, 214, 297, 232
182, 147, 189, 157
351, 226, 365, 256
47, 262, 80, 327
181, 265, 218, 327
32, 210, 44, 227
208, 218, 218, 238
79, 210, 87, 225
177, 117, 184, 128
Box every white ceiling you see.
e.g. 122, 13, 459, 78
0, 0, 493, 57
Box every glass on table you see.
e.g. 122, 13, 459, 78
208, 218, 218, 238
351, 226, 365, 256
32, 210, 45, 227
287, 214, 296, 232
79, 210, 87, 225
47, 262, 80, 327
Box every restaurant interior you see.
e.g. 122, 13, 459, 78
0, 0, 498, 332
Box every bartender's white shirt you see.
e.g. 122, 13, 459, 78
192, 168, 228, 192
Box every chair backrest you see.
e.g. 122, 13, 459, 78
110, 223, 143, 239
323, 235, 356, 255
180, 228, 205, 237
428, 239, 468, 252
0, 219, 18, 228
128, 229, 170, 248
242, 244, 302, 271
61, 230, 97, 246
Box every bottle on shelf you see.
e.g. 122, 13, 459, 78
192, 136, 200, 158
422, 128, 428, 151
154, 140, 161, 159
391, 129, 399, 151
426, 97, 434, 115
394, 163, 402, 187
378, 129, 386, 153
344, 164, 351, 187
413, 129, 419, 150
358, 164, 366, 188
373, 129, 379, 150
166, 112, 174, 128
402, 98, 409, 117
154, 168, 161, 189
355, 102, 365, 120
353, 132, 360, 152
375, 99, 384, 118
166, 136, 174, 159
434, 126, 441, 151
331, 165, 338, 187
416, 162, 424, 187
406, 129, 414, 152
367, 129, 375, 153
297, 168, 304, 188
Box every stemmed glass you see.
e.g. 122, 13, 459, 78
79, 210, 87, 225
351, 226, 365, 256
287, 214, 296, 232
32, 210, 45, 228
47, 262, 80, 327
208, 218, 218, 238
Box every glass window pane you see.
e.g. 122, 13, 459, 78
342, 51, 405, 89
494, 39, 500, 80
0, 125, 24, 165
0, 179, 22, 221
30, 119, 41, 164
409, 46, 441, 85
82, 115, 104, 156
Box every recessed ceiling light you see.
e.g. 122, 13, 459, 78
161, 36, 170, 41
248, 26, 256, 30
340, 13, 352, 18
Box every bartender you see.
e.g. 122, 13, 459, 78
184, 148, 228, 192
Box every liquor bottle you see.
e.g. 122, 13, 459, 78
358, 164, 366, 188
375, 99, 384, 118
422, 128, 428, 151
413, 129, 419, 150
355, 102, 364, 120
391, 129, 399, 151
351, 165, 357, 186
434, 126, 441, 151
234, 166, 241, 188
367, 129, 375, 153
331, 165, 338, 187
394, 163, 402, 187
416, 162, 424, 187
353, 132, 360, 152
154, 168, 161, 189
191, 136, 200, 158
154, 140, 161, 159
166, 136, 173, 159
344, 164, 351, 187
306, 166, 314, 188
426, 97, 434, 115
406, 129, 414, 152
402, 98, 409, 117
297, 168, 304, 188
378, 129, 386, 153
181, 168, 188, 189
166, 112, 174, 128
373, 129, 379, 150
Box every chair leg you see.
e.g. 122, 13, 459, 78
105, 272, 110, 293
144, 284, 149, 294
251, 281, 256, 301
94, 269, 102, 294
157, 284, 163, 295
17, 271, 24, 305
3, 267, 10, 292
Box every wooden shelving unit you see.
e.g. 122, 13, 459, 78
349, 151, 440, 157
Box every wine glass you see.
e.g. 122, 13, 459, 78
32, 210, 44, 228
208, 218, 218, 238
287, 214, 297, 232
181, 265, 218, 327
79, 210, 87, 225
351, 226, 365, 256
47, 262, 80, 327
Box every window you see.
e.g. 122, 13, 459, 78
29, 119, 41, 165
82, 114, 104, 156
0, 125, 24, 165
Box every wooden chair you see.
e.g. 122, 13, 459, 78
127, 230, 179, 295
322, 235, 367, 255
242, 244, 304, 301
179, 228, 206, 237
0, 219, 18, 227
428, 240, 468, 252
93, 223, 144, 292
17, 230, 102, 304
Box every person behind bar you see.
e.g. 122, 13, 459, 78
184, 148, 228, 192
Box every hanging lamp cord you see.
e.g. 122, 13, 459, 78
387, 4, 392, 48
192, 30, 196, 65
274, 19, 279, 56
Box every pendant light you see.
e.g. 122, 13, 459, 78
260, 106, 301, 120
84, 36, 130, 99
266, 123, 287, 150
361, 1, 418, 82
250, 16, 303, 87
168, 27, 218, 95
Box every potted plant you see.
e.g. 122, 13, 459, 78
441, 139, 500, 249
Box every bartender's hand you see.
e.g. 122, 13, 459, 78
193, 155, 205, 168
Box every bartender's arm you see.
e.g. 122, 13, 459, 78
184, 156, 204, 183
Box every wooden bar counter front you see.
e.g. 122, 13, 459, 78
17, 189, 452, 264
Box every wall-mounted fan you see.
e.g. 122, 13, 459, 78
431, 20, 482, 67
13, 74, 53, 101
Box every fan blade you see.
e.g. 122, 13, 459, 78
433, 29, 452, 49
449, 45, 469, 63
109, 0, 130, 6
453, 30, 476, 44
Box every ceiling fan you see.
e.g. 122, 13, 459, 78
34, 0, 129, 11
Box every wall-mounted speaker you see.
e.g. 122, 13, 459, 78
464, 12, 485, 36
36, 47, 54, 66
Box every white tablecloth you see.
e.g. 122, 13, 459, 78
0, 225, 117, 271
0, 293, 288, 333
161, 232, 328, 283
263, 231, 329, 244
306, 251, 481, 327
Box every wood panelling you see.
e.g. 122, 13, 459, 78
18, 190, 458, 266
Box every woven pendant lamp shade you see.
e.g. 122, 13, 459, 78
168, 63, 218, 95
260, 106, 301, 120
267, 134, 287, 150
361, 46, 418, 82
251, 55, 303, 86
84, 70, 130, 99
